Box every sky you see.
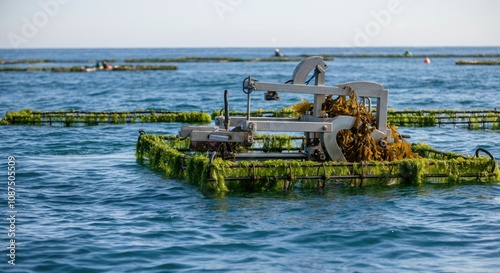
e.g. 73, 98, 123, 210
0, 0, 499, 49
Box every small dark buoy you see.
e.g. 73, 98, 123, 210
274, 48, 284, 57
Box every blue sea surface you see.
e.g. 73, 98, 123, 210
0, 47, 499, 272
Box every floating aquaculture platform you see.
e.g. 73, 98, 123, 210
123, 56, 334, 62
3, 54, 500, 65
0, 109, 211, 126
302, 54, 500, 59
136, 133, 499, 194
0, 65, 177, 72
0, 56, 333, 65
455, 60, 500, 65
3, 108, 498, 129
300, 53, 500, 58
387, 109, 500, 129
134, 56, 499, 194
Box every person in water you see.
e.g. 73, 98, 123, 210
275, 48, 284, 57
102, 60, 113, 70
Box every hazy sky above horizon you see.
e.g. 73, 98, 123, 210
1, 0, 499, 49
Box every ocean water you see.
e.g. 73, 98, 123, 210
1, 47, 500, 272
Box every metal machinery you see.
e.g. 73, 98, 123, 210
179, 56, 391, 162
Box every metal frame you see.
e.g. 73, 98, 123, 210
248, 81, 388, 134
181, 56, 390, 161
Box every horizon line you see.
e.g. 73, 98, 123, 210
1, 45, 500, 50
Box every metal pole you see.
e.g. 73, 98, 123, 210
224, 90, 229, 130
246, 76, 251, 121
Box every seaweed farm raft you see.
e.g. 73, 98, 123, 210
136, 56, 500, 194
137, 133, 499, 194
0, 109, 211, 126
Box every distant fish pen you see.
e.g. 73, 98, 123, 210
136, 133, 500, 194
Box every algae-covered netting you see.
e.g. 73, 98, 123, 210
136, 134, 500, 193
0, 109, 212, 126
292, 86, 419, 162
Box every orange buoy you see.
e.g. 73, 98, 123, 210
424, 57, 431, 64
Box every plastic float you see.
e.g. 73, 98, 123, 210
135, 56, 499, 193
424, 57, 431, 64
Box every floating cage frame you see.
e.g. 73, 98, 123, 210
2, 108, 498, 129
0, 109, 211, 126
136, 133, 500, 194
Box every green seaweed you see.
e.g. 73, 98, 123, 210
136, 133, 500, 194
211, 107, 297, 119
0, 109, 42, 125
254, 134, 295, 152
1, 109, 212, 126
